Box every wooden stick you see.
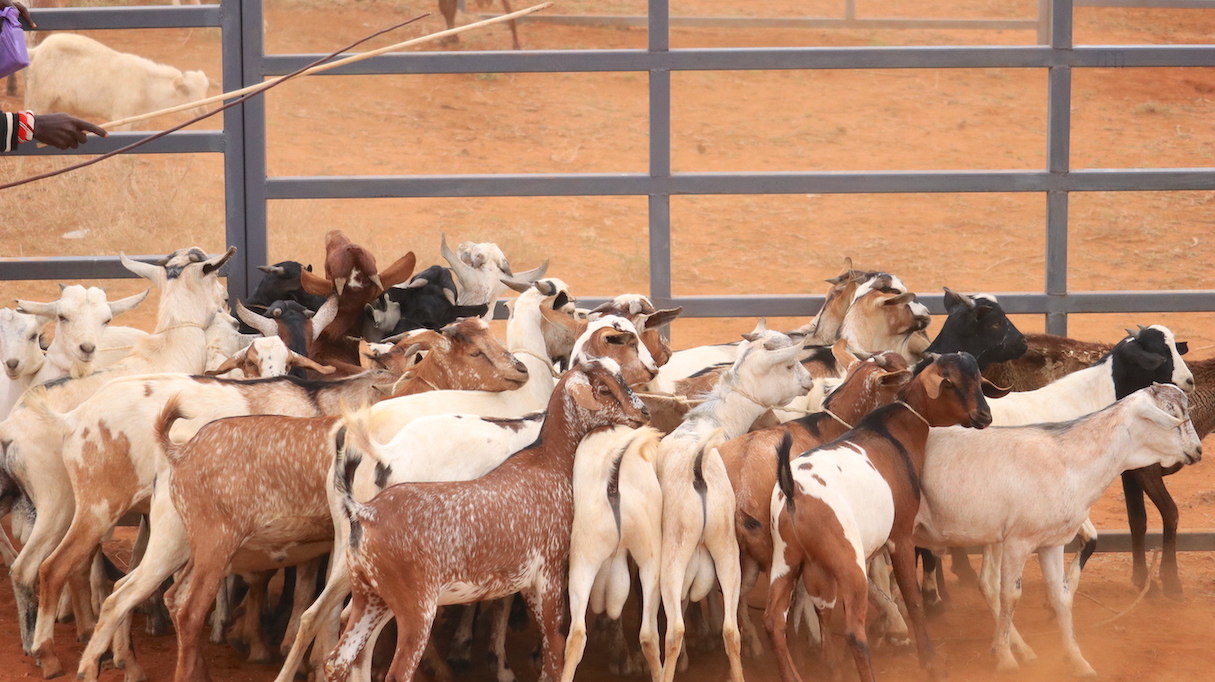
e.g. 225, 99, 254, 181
101, 2, 553, 130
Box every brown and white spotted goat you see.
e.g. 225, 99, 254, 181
765, 352, 996, 682
324, 360, 649, 682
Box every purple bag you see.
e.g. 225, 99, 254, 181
0, 6, 30, 81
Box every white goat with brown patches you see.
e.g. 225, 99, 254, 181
275, 314, 658, 682
838, 286, 931, 365
589, 294, 682, 368
323, 361, 648, 682
3, 246, 234, 664
658, 331, 814, 682
17, 285, 149, 383
206, 335, 337, 378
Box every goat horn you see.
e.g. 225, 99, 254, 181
1138, 324, 1151, 332
202, 246, 237, 275
500, 278, 532, 294
441, 233, 478, 285
311, 296, 340, 341
444, 288, 456, 306
120, 252, 163, 282
370, 274, 384, 292
511, 259, 550, 284
1125, 327, 1141, 340
257, 264, 285, 276
235, 300, 279, 338
404, 278, 428, 290
334, 278, 347, 297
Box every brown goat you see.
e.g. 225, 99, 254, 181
300, 230, 417, 368
157, 404, 343, 682
364, 318, 531, 398
982, 333, 1113, 391
765, 353, 995, 682
323, 362, 649, 682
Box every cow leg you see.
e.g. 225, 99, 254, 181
1136, 466, 1183, 599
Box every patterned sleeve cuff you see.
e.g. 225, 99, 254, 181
2, 112, 17, 153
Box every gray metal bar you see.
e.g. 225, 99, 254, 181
1038, 0, 1051, 45
222, 0, 248, 300
1052, 0, 1074, 50
954, 530, 1215, 555
843, 0, 857, 21
1045, 192, 1070, 336
240, 0, 269, 300
265, 168, 1215, 199
0, 255, 180, 281
648, 0, 672, 304
25, 5, 221, 30
261, 45, 1215, 77
7, 131, 223, 156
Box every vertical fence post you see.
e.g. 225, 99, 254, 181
1037, 0, 1052, 45
241, 0, 269, 296
648, 0, 673, 336
221, 0, 248, 300
1044, 0, 1073, 336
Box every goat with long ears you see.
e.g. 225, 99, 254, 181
323, 360, 648, 682
441, 232, 549, 318
766, 352, 1001, 682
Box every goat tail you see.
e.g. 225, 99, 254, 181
775, 431, 796, 513
154, 393, 189, 463
334, 400, 371, 529
20, 385, 73, 432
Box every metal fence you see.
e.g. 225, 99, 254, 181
6, 0, 1215, 339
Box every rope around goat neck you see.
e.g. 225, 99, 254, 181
896, 400, 931, 427
511, 348, 561, 378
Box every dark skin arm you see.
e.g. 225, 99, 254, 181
0, 0, 34, 28
31, 114, 108, 149
1, 0, 106, 150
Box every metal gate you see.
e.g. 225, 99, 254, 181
7, 0, 1215, 336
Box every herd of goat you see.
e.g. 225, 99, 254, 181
0, 231, 1208, 682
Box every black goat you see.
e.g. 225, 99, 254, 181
363, 265, 490, 341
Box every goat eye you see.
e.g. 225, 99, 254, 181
470, 350, 484, 358
598, 385, 611, 395
58, 315, 67, 323
28, 333, 36, 341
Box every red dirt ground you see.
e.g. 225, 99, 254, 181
1, 0, 1215, 680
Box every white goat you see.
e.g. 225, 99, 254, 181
441, 233, 549, 320
0, 309, 49, 419
658, 329, 814, 682
563, 425, 665, 682
2, 246, 233, 662
26, 33, 210, 129
17, 285, 148, 383
914, 384, 1202, 676
207, 335, 335, 379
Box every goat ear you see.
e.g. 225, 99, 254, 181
299, 268, 333, 296
975, 304, 994, 319
1127, 345, 1166, 371
980, 377, 1013, 399
922, 367, 945, 399
884, 292, 917, 306
751, 318, 768, 334
643, 307, 682, 330
202, 246, 237, 275
831, 338, 860, 370
569, 380, 601, 411
358, 340, 379, 369
378, 253, 417, 290
205, 351, 246, 377
1176, 341, 1189, 356
108, 289, 150, 317
289, 351, 337, 375
878, 369, 913, 387
942, 287, 967, 312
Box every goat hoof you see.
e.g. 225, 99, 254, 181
1162, 580, 1185, 601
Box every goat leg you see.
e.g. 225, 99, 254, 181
1136, 466, 1183, 599
1120, 471, 1152, 590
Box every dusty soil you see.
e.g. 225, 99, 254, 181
2, 0, 1215, 680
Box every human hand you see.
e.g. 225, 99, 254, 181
32, 113, 107, 149
0, 0, 34, 28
